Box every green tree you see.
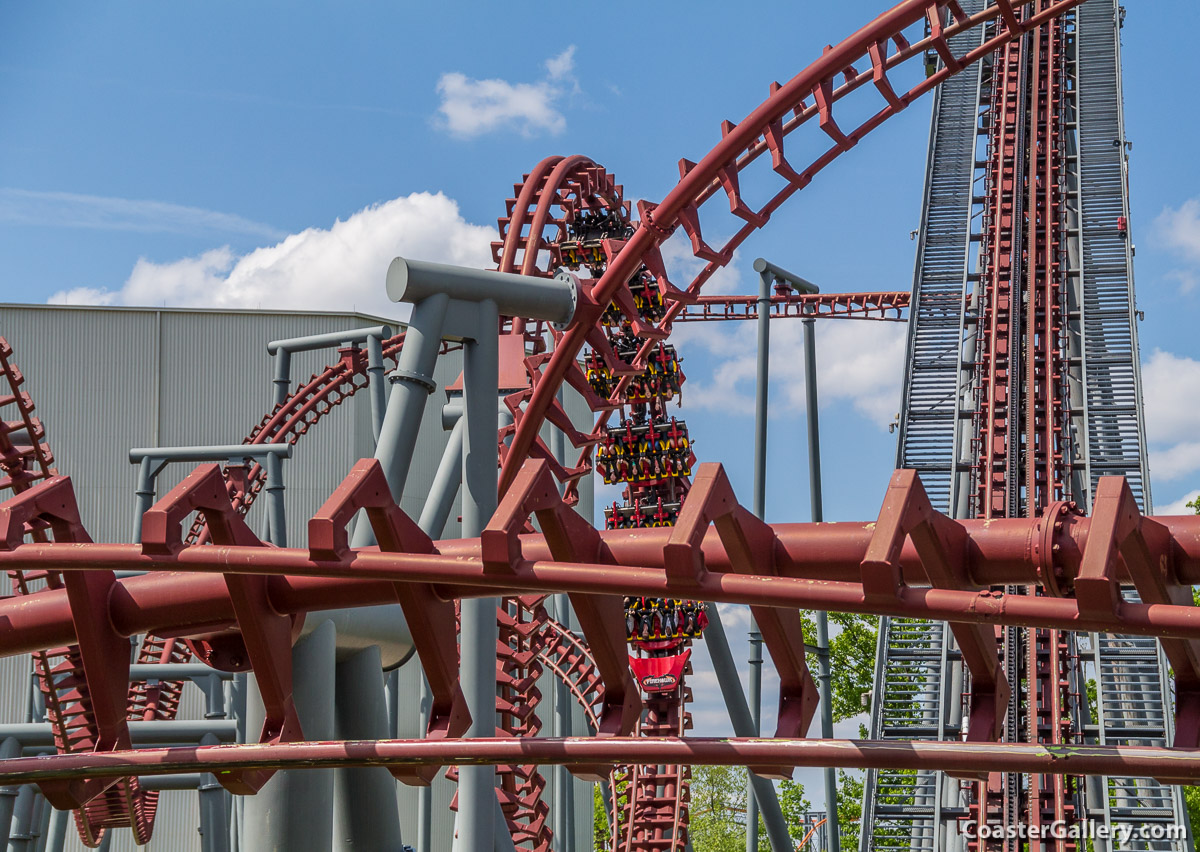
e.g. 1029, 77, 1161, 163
594, 784, 609, 851
837, 770, 864, 851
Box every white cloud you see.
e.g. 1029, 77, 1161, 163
47, 192, 494, 318
676, 318, 907, 427
1159, 489, 1200, 515
1154, 199, 1200, 295
544, 46, 576, 81
1150, 442, 1200, 484
0, 188, 283, 240
1156, 199, 1200, 262
656, 234, 905, 427
434, 46, 577, 138
1142, 349, 1200, 445
47, 286, 115, 306
1143, 348, 1200, 493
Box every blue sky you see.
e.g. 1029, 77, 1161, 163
3, 0, 1200, 808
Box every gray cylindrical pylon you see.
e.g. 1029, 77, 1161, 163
0, 737, 21, 849
242, 620, 336, 852
703, 603, 794, 852
198, 733, 230, 852
43, 804, 67, 852
354, 293, 449, 549
457, 298, 500, 852
263, 450, 287, 548
387, 258, 577, 328
418, 415, 466, 538
333, 646, 403, 851
8, 783, 36, 852
804, 316, 840, 852
747, 263, 772, 852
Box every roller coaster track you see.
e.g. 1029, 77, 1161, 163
0, 2, 1094, 849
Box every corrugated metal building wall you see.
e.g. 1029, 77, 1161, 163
1, 304, 595, 851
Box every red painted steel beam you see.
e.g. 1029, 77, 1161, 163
2, 738, 1200, 787
7, 511, 1200, 657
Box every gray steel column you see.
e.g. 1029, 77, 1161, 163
32, 792, 48, 852
8, 784, 36, 852
747, 263, 771, 852
132, 456, 164, 542
413, 424, 463, 852
366, 330, 388, 444
416, 673, 432, 852
703, 603, 792, 851
549, 382, 576, 852
271, 348, 292, 409
417, 415, 466, 538
0, 737, 20, 849
333, 646, 403, 851
458, 299, 500, 852
43, 805, 67, 852
263, 450, 286, 548
351, 292, 449, 549
804, 317, 840, 852
243, 620, 336, 852
199, 733, 230, 852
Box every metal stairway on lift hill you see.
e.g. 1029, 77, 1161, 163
861, 1, 1191, 849
861, 1, 985, 847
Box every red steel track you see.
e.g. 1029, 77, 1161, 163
0, 2, 1123, 849
673, 291, 910, 322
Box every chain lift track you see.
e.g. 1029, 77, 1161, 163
0, 2, 1145, 850
865, 1, 1187, 849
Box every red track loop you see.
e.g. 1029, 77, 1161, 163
498, 0, 1086, 500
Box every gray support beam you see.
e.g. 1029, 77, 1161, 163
703, 604, 793, 852
457, 298, 500, 852
8, 784, 36, 852
198, 733, 231, 852
365, 331, 388, 444
352, 293, 449, 548
747, 264, 772, 852
265, 325, 393, 426
0, 737, 21, 850
333, 646, 404, 851
128, 444, 291, 545
243, 620, 336, 852
386, 259, 577, 328
42, 805, 67, 852
803, 317, 840, 852
132, 456, 167, 542
33, 790, 49, 852
0, 720, 238, 748
417, 415, 466, 538
263, 449, 287, 547
416, 675, 433, 852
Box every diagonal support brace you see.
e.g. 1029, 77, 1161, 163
676, 464, 819, 776
483, 459, 641, 780
0, 477, 138, 810
862, 470, 1010, 753
309, 458, 470, 785
1082, 477, 1200, 757
143, 464, 301, 795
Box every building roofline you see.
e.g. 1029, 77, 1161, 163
0, 302, 403, 326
